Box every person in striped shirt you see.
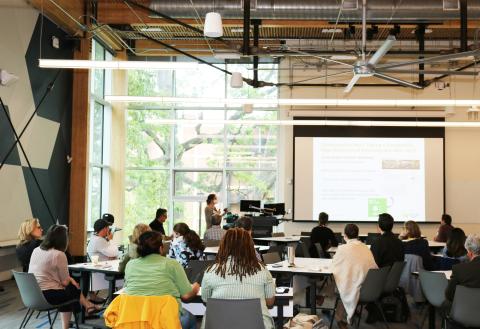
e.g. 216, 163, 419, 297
201, 228, 276, 329
203, 215, 225, 241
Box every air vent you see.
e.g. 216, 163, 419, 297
443, 0, 460, 10
343, 0, 358, 10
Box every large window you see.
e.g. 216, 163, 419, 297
87, 40, 112, 229
124, 62, 278, 237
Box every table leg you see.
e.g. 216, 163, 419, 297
72, 270, 89, 323
105, 274, 116, 303
428, 304, 435, 329
310, 279, 317, 315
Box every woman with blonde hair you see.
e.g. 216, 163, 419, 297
401, 220, 434, 270
119, 223, 151, 272
16, 218, 43, 271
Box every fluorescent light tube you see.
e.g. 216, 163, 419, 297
104, 95, 480, 108
39, 59, 198, 70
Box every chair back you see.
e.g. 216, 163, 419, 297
301, 231, 311, 237
383, 261, 406, 294
204, 239, 220, 247
314, 243, 327, 258
267, 245, 283, 258
418, 270, 448, 308
299, 237, 311, 258
272, 232, 285, 237
185, 260, 215, 283
262, 252, 281, 265
359, 267, 390, 303
334, 232, 344, 244
205, 298, 265, 329
366, 233, 381, 245
12, 271, 52, 310
450, 285, 480, 328
399, 254, 425, 302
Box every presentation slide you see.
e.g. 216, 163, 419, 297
294, 137, 444, 222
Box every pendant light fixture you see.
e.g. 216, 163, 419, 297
230, 72, 244, 88
204, 1, 223, 38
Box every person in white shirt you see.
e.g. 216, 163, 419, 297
332, 224, 378, 328
87, 219, 119, 261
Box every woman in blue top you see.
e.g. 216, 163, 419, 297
168, 223, 204, 267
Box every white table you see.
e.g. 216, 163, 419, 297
254, 236, 301, 244
327, 240, 445, 254
267, 257, 333, 276
204, 245, 270, 255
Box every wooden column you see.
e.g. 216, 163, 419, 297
68, 38, 90, 257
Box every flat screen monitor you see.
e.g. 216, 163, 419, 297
263, 203, 286, 215
240, 200, 261, 212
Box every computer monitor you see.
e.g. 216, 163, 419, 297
263, 203, 286, 216
240, 200, 261, 212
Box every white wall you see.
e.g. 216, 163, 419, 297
277, 57, 480, 238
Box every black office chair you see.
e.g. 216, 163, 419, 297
205, 298, 265, 329
299, 237, 312, 258
366, 233, 381, 245
13, 271, 80, 329
383, 261, 406, 295
185, 260, 215, 284
262, 252, 282, 265
301, 231, 312, 237
334, 232, 344, 244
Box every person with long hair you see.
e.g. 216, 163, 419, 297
124, 231, 199, 329
119, 223, 151, 272
201, 228, 276, 329
204, 194, 227, 230
16, 218, 43, 272
29, 225, 101, 329
401, 220, 434, 270
442, 227, 468, 262
168, 223, 204, 268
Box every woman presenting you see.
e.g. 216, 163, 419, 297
204, 194, 227, 230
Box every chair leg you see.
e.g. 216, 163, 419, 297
355, 305, 363, 329
329, 296, 340, 329
22, 308, 35, 329
73, 311, 80, 329
18, 309, 31, 329
375, 302, 390, 329
49, 311, 59, 329
47, 310, 52, 325
35, 310, 41, 319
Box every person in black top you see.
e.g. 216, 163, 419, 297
309, 212, 338, 258
401, 220, 434, 270
149, 208, 167, 236
370, 213, 405, 268
16, 218, 43, 272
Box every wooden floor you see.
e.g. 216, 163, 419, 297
0, 279, 440, 328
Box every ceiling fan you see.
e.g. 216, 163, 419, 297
289, 0, 480, 93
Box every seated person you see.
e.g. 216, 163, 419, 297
203, 214, 225, 241
124, 231, 199, 329
441, 227, 468, 263
235, 216, 262, 261
16, 218, 43, 272
332, 224, 378, 328
119, 223, 151, 272
445, 234, 480, 302
29, 225, 101, 329
149, 208, 168, 236
400, 220, 434, 270
309, 212, 338, 258
370, 213, 405, 268
87, 219, 119, 261
434, 214, 454, 243
201, 228, 276, 329
168, 223, 204, 268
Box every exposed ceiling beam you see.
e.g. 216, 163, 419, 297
26, 0, 86, 36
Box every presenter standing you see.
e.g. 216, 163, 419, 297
204, 194, 227, 230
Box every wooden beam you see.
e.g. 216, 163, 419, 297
26, 0, 85, 36
68, 37, 90, 257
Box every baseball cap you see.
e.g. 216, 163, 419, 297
102, 213, 115, 225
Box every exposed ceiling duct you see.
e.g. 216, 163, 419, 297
149, 0, 480, 21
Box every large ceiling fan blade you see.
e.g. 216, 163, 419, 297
376, 49, 480, 70
288, 49, 354, 68
344, 75, 361, 93
375, 69, 479, 76
373, 72, 422, 89
368, 35, 396, 66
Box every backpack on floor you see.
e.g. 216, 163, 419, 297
380, 287, 410, 323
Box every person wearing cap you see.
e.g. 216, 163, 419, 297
87, 219, 119, 261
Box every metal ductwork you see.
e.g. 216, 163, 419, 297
149, 0, 480, 21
